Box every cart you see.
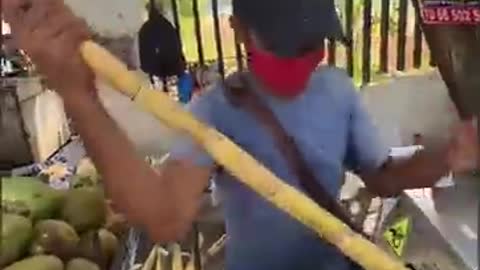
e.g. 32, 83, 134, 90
0, 77, 71, 171
372, 1, 480, 269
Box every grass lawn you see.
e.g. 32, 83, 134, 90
179, 16, 237, 64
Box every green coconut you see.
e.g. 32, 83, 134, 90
1, 177, 65, 221
30, 219, 80, 260
77, 229, 119, 267
3, 255, 63, 270
61, 187, 106, 233
66, 258, 101, 270
0, 214, 33, 267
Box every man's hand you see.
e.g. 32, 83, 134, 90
364, 119, 478, 197
446, 119, 478, 173
3, 0, 94, 99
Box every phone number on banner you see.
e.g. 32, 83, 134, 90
421, 5, 480, 25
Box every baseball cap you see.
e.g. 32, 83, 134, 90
233, 0, 345, 58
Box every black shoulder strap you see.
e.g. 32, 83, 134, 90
222, 74, 365, 234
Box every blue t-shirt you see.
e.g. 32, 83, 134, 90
170, 67, 389, 270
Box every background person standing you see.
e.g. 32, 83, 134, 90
138, 0, 186, 93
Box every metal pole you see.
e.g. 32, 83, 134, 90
211, 0, 224, 78
379, 0, 390, 73
170, 0, 181, 36
477, 116, 479, 262
477, 116, 479, 170
192, 0, 205, 66
345, 0, 353, 77
1, 0, 4, 54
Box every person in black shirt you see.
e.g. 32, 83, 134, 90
138, 0, 186, 93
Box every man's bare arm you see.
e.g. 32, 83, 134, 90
362, 148, 449, 197
64, 91, 212, 242
363, 119, 477, 197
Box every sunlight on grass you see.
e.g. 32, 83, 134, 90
179, 16, 237, 63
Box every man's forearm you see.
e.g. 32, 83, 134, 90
64, 90, 160, 209
63, 91, 169, 217
363, 148, 450, 197
62, 89, 212, 241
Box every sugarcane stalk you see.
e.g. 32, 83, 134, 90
202, 234, 227, 268
79, 41, 407, 270
170, 243, 184, 270
132, 265, 143, 270
155, 246, 164, 270
206, 234, 227, 258
141, 245, 158, 270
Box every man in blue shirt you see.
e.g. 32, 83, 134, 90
3, 0, 477, 269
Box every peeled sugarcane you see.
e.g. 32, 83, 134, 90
140, 245, 168, 270
79, 41, 407, 270
141, 246, 157, 270
170, 244, 184, 270
206, 234, 227, 259
155, 247, 164, 270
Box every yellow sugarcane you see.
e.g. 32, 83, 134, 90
171, 243, 184, 270
142, 245, 158, 270
79, 41, 407, 270
156, 246, 165, 270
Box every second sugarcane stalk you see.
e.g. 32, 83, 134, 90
79, 41, 407, 270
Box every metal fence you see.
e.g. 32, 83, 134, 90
0, 0, 436, 86
167, 0, 435, 86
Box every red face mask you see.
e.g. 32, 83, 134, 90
247, 43, 325, 98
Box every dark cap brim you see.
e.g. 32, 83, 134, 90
234, 0, 345, 58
